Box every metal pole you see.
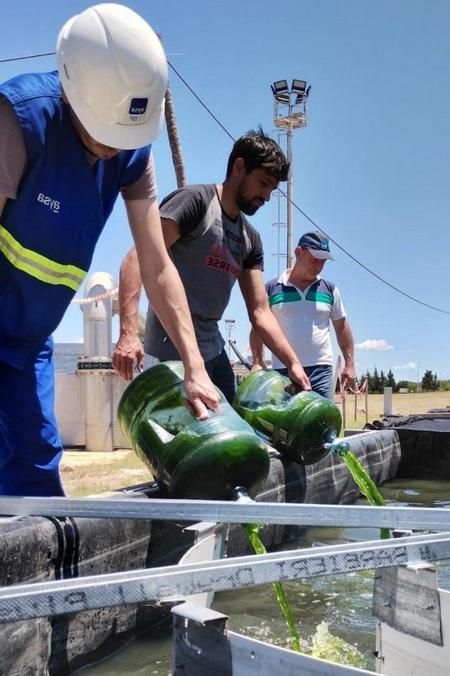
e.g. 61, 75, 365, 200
286, 122, 294, 269
224, 320, 235, 360
277, 185, 282, 276
4, 496, 450, 530
342, 393, 347, 429
228, 340, 252, 370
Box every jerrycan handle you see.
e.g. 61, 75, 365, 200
145, 418, 176, 445
144, 406, 217, 446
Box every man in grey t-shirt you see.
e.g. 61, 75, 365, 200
113, 129, 312, 402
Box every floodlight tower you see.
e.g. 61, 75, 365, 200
224, 319, 235, 360
271, 79, 310, 268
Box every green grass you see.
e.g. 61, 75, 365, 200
61, 450, 151, 497
336, 390, 450, 431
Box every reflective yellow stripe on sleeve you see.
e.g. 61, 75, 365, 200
0, 224, 86, 292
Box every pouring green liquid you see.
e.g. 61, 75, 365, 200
245, 522, 302, 652
326, 436, 390, 539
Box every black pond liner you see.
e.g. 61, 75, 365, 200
365, 410, 450, 480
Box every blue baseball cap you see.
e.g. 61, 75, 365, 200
298, 231, 334, 260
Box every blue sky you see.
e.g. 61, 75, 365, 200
2, 0, 450, 382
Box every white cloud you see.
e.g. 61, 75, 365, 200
393, 362, 416, 371
355, 339, 394, 351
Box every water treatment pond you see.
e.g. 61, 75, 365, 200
77, 478, 450, 675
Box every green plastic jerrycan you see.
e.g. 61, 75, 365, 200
233, 368, 342, 464
118, 361, 270, 500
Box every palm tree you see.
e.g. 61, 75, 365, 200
158, 33, 187, 189
164, 83, 187, 189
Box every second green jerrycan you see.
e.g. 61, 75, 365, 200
233, 368, 343, 464
118, 361, 270, 500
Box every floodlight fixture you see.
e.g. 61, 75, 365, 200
271, 80, 289, 95
275, 93, 291, 104
291, 79, 307, 94
225, 318, 235, 333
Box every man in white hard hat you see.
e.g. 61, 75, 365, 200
0, 4, 219, 497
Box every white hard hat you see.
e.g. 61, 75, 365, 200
57, 3, 168, 150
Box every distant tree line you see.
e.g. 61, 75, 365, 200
351, 368, 449, 393
420, 369, 440, 391
360, 368, 396, 394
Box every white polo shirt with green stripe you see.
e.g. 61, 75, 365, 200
267, 270, 346, 368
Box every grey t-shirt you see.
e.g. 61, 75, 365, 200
144, 184, 264, 362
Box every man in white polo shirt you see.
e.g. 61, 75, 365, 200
250, 230, 355, 400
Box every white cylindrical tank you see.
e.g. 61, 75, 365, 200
81, 271, 115, 357
78, 272, 117, 452
79, 368, 115, 452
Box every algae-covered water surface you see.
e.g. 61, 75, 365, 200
78, 479, 450, 675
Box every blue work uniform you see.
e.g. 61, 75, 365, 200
0, 71, 150, 495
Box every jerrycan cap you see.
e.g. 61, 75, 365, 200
231, 486, 254, 503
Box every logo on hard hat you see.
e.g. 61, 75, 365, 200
129, 98, 148, 116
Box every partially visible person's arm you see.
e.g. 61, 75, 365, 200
333, 317, 355, 390
112, 247, 144, 381
0, 97, 26, 202
126, 197, 219, 417
113, 217, 182, 381
239, 268, 311, 390
249, 326, 267, 370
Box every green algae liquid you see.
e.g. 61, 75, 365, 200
245, 523, 302, 652
339, 449, 390, 539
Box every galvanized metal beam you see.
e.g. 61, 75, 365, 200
0, 495, 450, 531
1, 531, 450, 624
